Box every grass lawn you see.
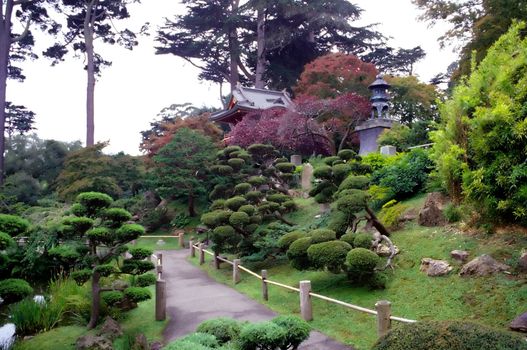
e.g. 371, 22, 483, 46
133, 235, 182, 251
14, 286, 168, 350
188, 196, 527, 350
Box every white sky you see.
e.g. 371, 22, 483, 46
7, 0, 457, 155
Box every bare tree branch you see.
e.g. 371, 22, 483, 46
10, 18, 31, 43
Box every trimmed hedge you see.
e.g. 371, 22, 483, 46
372, 320, 527, 350
129, 247, 154, 260
124, 287, 151, 303
339, 175, 370, 191
286, 237, 312, 270
271, 316, 310, 350
353, 233, 372, 249
278, 231, 305, 251
136, 273, 157, 287
0, 231, 15, 250
0, 214, 30, 237
309, 229, 336, 244
345, 248, 380, 282
238, 322, 286, 350
229, 211, 250, 226
307, 240, 352, 273
225, 196, 247, 211
102, 291, 123, 306
0, 278, 33, 304
116, 224, 145, 241
71, 269, 92, 286
196, 317, 241, 344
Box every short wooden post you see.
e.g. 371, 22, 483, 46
375, 300, 391, 338
178, 233, 185, 248
157, 253, 163, 265
199, 243, 205, 265
189, 240, 195, 257
261, 270, 268, 301
233, 259, 241, 284
299, 280, 313, 321
155, 279, 166, 321
214, 251, 220, 269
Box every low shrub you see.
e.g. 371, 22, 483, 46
313, 165, 332, 179
345, 248, 380, 282
124, 287, 151, 303
94, 264, 115, 277
443, 203, 462, 223
0, 214, 30, 236
379, 202, 408, 230
276, 162, 296, 173
210, 199, 226, 210
238, 321, 286, 350
337, 149, 356, 161
247, 176, 267, 186
245, 191, 263, 203
229, 212, 250, 226
102, 291, 124, 306
196, 317, 241, 344
267, 193, 290, 204
136, 273, 157, 287
309, 229, 336, 244
278, 231, 305, 251
164, 341, 213, 350
234, 183, 252, 195
327, 211, 349, 238
0, 278, 33, 304
271, 315, 311, 349
0, 231, 15, 250
129, 247, 153, 260
171, 213, 191, 228
76, 192, 113, 216
178, 332, 219, 348
353, 233, 372, 249
339, 175, 370, 191
323, 156, 341, 166
307, 240, 352, 273
286, 237, 312, 270
372, 320, 527, 350
116, 224, 145, 241
121, 260, 155, 275
201, 210, 231, 227
102, 208, 132, 227
225, 196, 247, 211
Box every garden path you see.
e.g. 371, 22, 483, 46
161, 249, 353, 349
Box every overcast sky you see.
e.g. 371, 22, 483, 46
7, 0, 457, 155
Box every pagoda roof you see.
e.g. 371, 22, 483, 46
210, 84, 294, 124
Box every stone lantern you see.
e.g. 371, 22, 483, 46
355, 75, 394, 155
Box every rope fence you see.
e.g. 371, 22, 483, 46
189, 242, 416, 338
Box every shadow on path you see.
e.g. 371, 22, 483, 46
161, 249, 354, 350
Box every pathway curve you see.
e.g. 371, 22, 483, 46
161, 249, 353, 350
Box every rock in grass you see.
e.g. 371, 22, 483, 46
459, 254, 510, 277
98, 317, 123, 340
76, 335, 113, 350
510, 312, 527, 333
420, 258, 452, 277
450, 250, 469, 262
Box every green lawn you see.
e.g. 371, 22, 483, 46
188, 198, 527, 350
133, 235, 182, 251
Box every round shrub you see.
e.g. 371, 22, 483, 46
336, 191, 368, 216
136, 273, 157, 287
71, 269, 92, 285
286, 237, 312, 270
345, 248, 380, 281
124, 287, 151, 303
129, 247, 154, 260
121, 260, 155, 275
229, 211, 250, 226
278, 231, 305, 250
0, 214, 30, 237
196, 317, 241, 344
339, 175, 370, 191
103, 208, 132, 226
238, 321, 286, 350
238, 205, 256, 216
179, 333, 219, 348
76, 192, 113, 215
353, 233, 372, 249
267, 193, 290, 204
94, 264, 115, 277
211, 165, 234, 175
323, 156, 341, 166
0, 278, 33, 304
63, 217, 94, 236
0, 231, 15, 250
337, 149, 356, 161
234, 183, 252, 195
313, 165, 332, 179
210, 199, 226, 210
227, 158, 245, 169
102, 291, 123, 306
224, 145, 242, 155
48, 245, 80, 264
340, 233, 355, 246
225, 196, 247, 211
282, 200, 296, 210
245, 191, 263, 203
247, 176, 267, 186
275, 157, 288, 163
116, 224, 145, 241
309, 229, 336, 244
307, 240, 352, 273
271, 315, 310, 349
276, 162, 295, 173
328, 211, 349, 238
86, 227, 112, 244
70, 203, 87, 217
332, 163, 351, 182
211, 225, 241, 248
164, 340, 211, 350
249, 214, 262, 224
372, 320, 527, 350
201, 210, 231, 227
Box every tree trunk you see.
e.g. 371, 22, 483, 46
338, 124, 354, 153
228, 0, 240, 92
365, 206, 391, 237
87, 271, 101, 329
84, 1, 97, 147
0, 1, 14, 185
188, 190, 195, 217
254, 7, 266, 89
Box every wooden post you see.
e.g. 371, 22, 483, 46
261, 269, 268, 301
199, 243, 205, 265
214, 251, 220, 269
157, 253, 162, 266
233, 259, 241, 284
189, 240, 195, 257
375, 300, 391, 338
155, 279, 166, 321
178, 233, 185, 248
299, 280, 313, 321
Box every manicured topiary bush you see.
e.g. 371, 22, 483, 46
353, 233, 372, 249
345, 248, 380, 282
0, 278, 33, 304
0, 231, 15, 250
339, 175, 370, 191
238, 205, 256, 216
271, 315, 311, 349
94, 264, 115, 277
278, 231, 305, 251
129, 247, 153, 260
71, 269, 92, 285
309, 229, 336, 244
121, 259, 155, 275
102, 291, 124, 306
229, 212, 250, 226
337, 149, 357, 161
225, 196, 247, 211
210, 199, 226, 210
136, 273, 157, 287
102, 208, 132, 227
196, 317, 241, 344
116, 223, 145, 241
307, 240, 352, 273
0, 214, 30, 237
286, 237, 312, 270
124, 287, 151, 303
234, 183, 251, 194
340, 233, 355, 246
178, 333, 220, 348
76, 192, 113, 217
372, 320, 527, 350
238, 322, 286, 350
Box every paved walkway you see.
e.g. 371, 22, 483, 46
161, 249, 353, 350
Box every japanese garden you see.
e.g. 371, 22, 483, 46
0, 1, 526, 350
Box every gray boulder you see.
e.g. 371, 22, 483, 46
418, 192, 448, 227
518, 251, 527, 272
420, 258, 452, 277
510, 312, 527, 333
76, 335, 113, 350
460, 254, 510, 277
451, 250, 469, 262
98, 317, 123, 340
